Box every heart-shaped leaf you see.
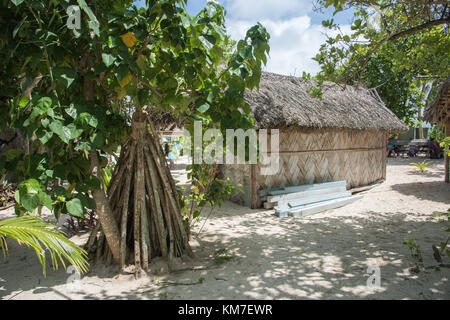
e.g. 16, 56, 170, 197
66, 198, 84, 217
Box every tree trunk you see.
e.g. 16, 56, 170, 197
445, 125, 449, 183
417, 83, 426, 140
89, 150, 121, 263
89, 110, 193, 272
83, 74, 121, 264
418, 105, 424, 139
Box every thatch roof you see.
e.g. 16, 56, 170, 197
424, 76, 450, 126
147, 107, 185, 131
245, 72, 407, 132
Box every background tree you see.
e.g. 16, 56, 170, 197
1, 0, 269, 273
309, 0, 449, 125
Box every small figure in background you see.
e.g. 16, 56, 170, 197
164, 142, 170, 157
164, 142, 174, 168
408, 145, 418, 157
387, 138, 398, 157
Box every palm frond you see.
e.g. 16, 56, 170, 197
0, 216, 89, 276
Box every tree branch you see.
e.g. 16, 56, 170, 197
133, 15, 163, 62
133, 76, 164, 98
388, 18, 450, 42
355, 17, 450, 84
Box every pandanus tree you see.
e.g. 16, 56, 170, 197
0, 0, 270, 273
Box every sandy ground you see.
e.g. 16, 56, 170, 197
1, 157, 449, 300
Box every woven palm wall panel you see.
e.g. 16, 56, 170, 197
221, 128, 386, 206
256, 128, 385, 188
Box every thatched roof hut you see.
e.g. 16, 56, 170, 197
424, 76, 449, 183
222, 72, 407, 208
424, 76, 449, 126
247, 72, 407, 131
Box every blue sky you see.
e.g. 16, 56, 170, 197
134, 0, 355, 75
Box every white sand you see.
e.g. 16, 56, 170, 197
1, 157, 449, 300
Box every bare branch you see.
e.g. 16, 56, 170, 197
133, 15, 163, 62
133, 76, 164, 98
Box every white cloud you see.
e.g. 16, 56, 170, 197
227, 15, 341, 76
223, 0, 313, 20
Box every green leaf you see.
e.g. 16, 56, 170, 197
136, 55, 148, 70
20, 179, 41, 194
11, 0, 24, 6
53, 67, 77, 88
108, 36, 121, 48
90, 132, 104, 148
78, 112, 98, 128
77, 0, 99, 36
66, 102, 88, 119
41, 118, 50, 128
196, 101, 210, 114
20, 193, 40, 212
77, 194, 96, 210
74, 176, 100, 193
238, 45, 252, 60
36, 128, 53, 144
164, 78, 179, 90
54, 165, 67, 180
86, 176, 100, 190
211, 22, 226, 38
102, 53, 116, 68
34, 97, 52, 114
66, 123, 83, 140
88, 20, 100, 37
116, 64, 129, 81
6, 149, 23, 161
18, 95, 30, 107
66, 198, 84, 217
39, 191, 52, 210
13, 15, 27, 38
199, 35, 214, 50
137, 88, 149, 106
49, 120, 71, 144
54, 186, 66, 196
205, 1, 218, 18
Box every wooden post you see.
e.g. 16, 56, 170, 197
250, 164, 258, 209
382, 132, 387, 180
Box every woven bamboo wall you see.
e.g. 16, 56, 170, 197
221, 127, 387, 207
221, 161, 251, 205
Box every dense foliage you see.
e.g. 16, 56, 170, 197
308, 0, 449, 124
0, 0, 270, 268
0, 0, 269, 219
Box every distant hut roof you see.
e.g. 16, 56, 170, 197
245, 72, 407, 132
424, 76, 450, 126
147, 107, 185, 131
